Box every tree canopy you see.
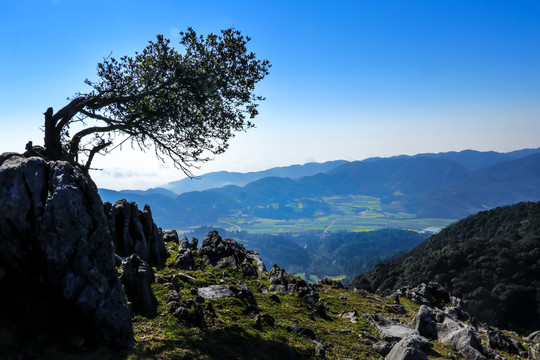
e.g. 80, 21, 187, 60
40, 28, 270, 175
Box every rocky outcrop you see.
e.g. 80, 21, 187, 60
486, 328, 525, 355
198, 230, 265, 274
365, 314, 420, 342
175, 237, 195, 270
197, 284, 235, 299
361, 282, 534, 360
121, 254, 157, 317
104, 199, 168, 267
268, 264, 311, 297
406, 283, 509, 360
528, 330, 540, 342
530, 344, 540, 360
0, 153, 133, 346
385, 335, 431, 360
162, 229, 180, 244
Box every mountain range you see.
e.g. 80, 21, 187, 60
99, 147, 540, 230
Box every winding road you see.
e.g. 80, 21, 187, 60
218, 219, 242, 232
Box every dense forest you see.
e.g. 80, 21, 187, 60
351, 201, 540, 334
185, 227, 428, 280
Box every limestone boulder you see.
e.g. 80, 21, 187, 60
385, 335, 431, 360
198, 231, 265, 271
104, 199, 168, 267
121, 254, 157, 317
365, 314, 420, 342
0, 154, 133, 346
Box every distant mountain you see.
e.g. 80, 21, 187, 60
101, 187, 177, 198
406, 152, 540, 218
98, 148, 540, 229
350, 201, 540, 334
161, 160, 348, 194
366, 147, 540, 171
320, 157, 470, 197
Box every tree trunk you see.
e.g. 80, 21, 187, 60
43, 107, 63, 160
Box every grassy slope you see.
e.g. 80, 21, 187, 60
1, 245, 531, 360
36, 249, 540, 358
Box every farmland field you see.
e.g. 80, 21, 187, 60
178, 194, 456, 235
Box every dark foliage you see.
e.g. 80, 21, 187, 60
186, 227, 427, 280
350, 201, 540, 334
39, 28, 269, 175
306, 229, 429, 278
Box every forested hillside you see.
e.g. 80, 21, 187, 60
185, 227, 428, 281
350, 201, 540, 334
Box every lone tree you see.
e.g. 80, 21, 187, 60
39, 28, 270, 175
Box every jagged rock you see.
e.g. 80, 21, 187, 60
286, 324, 325, 345
314, 343, 326, 358
175, 237, 195, 270
410, 305, 440, 339
436, 317, 489, 360
390, 291, 401, 304
303, 292, 320, 308
0, 154, 133, 346
229, 280, 258, 306
486, 328, 524, 355
241, 259, 258, 278
268, 264, 313, 297
387, 303, 408, 315
319, 278, 346, 289
173, 306, 189, 322
166, 291, 180, 303
340, 310, 359, 323
401, 284, 432, 306
171, 274, 181, 292
167, 300, 182, 313
197, 284, 234, 299
528, 330, 540, 342
258, 282, 269, 294
444, 305, 469, 322
373, 341, 396, 356
246, 250, 266, 272
530, 344, 540, 360
270, 284, 288, 295
315, 299, 330, 320
269, 264, 287, 284
162, 230, 179, 243
121, 254, 157, 317
198, 231, 265, 271
288, 278, 312, 297
360, 331, 379, 344
399, 282, 452, 309
104, 199, 168, 267
385, 335, 431, 360
407, 289, 508, 360
189, 237, 199, 251
365, 314, 420, 342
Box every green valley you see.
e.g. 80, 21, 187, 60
178, 194, 455, 235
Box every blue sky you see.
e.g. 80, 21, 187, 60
1, 0, 540, 190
